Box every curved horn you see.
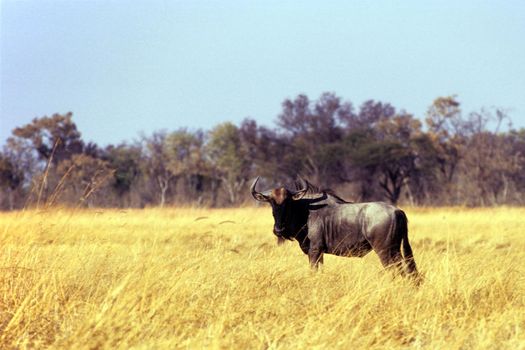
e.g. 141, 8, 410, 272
292, 177, 309, 200
250, 177, 270, 202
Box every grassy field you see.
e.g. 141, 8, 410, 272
0, 206, 524, 349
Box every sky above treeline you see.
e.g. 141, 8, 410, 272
1, 0, 525, 146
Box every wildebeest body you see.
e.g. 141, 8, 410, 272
251, 177, 418, 277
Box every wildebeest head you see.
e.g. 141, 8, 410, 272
250, 177, 308, 241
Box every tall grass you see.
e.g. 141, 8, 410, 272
0, 207, 524, 349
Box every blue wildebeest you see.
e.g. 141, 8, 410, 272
250, 177, 419, 279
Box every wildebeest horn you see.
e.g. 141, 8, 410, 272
250, 177, 270, 202
292, 177, 309, 200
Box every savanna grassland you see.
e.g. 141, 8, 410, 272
0, 206, 524, 349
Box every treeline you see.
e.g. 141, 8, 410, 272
1, 93, 524, 210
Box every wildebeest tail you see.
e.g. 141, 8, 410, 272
395, 210, 418, 276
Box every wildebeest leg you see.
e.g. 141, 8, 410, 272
308, 248, 324, 270
377, 249, 405, 276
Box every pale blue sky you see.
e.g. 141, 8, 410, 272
1, 0, 524, 146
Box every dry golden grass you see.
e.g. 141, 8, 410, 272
0, 206, 524, 349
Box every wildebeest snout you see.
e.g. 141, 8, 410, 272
273, 226, 285, 235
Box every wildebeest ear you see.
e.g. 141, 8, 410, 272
250, 176, 270, 202
292, 189, 307, 201
292, 177, 309, 200
253, 192, 270, 202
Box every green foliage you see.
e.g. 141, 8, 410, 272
0, 153, 23, 190
165, 129, 207, 177
207, 123, 249, 179
12, 112, 84, 164
206, 123, 250, 204
104, 145, 143, 196
1, 94, 524, 208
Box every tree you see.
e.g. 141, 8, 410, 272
425, 96, 464, 185
348, 111, 425, 205
165, 129, 208, 203
54, 154, 113, 207
506, 129, 525, 203
206, 122, 250, 205
142, 131, 176, 207
103, 143, 143, 206
4, 113, 86, 207
239, 119, 272, 176
347, 100, 395, 131
460, 108, 519, 205
0, 151, 24, 209
11, 112, 84, 165
276, 93, 351, 185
